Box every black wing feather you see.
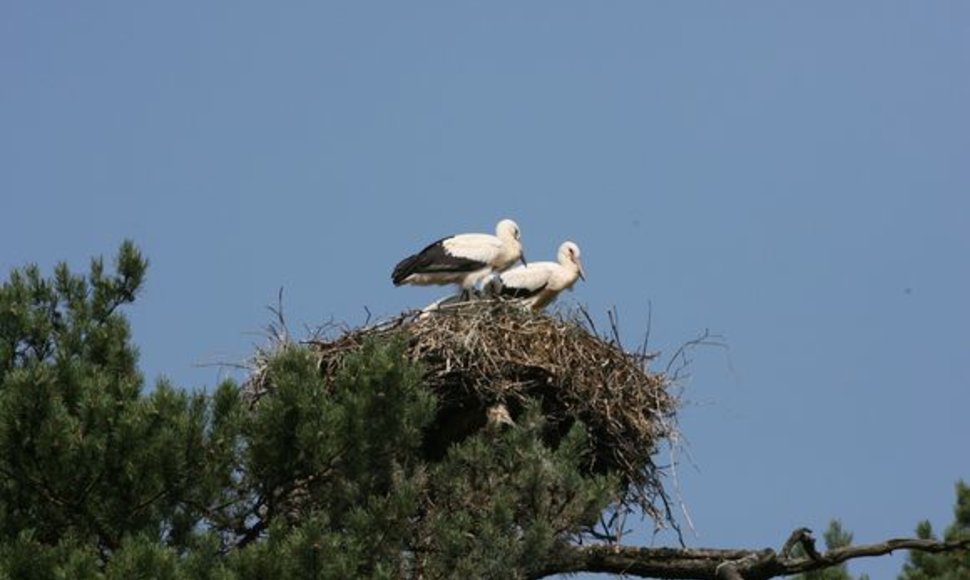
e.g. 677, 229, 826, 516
499, 282, 546, 299
392, 237, 488, 285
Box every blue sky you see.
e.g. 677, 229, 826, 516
2, 3, 968, 577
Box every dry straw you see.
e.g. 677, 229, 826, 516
246, 299, 680, 528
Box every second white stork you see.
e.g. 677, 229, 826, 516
491, 241, 585, 311
392, 219, 526, 290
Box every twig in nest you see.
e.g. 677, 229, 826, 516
664, 328, 728, 383
263, 287, 290, 347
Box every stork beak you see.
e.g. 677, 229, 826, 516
577, 259, 586, 281
520, 253, 527, 267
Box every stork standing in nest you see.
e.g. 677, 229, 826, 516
490, 241, 585, 311
392, 219, 526, 298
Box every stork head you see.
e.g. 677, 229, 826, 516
559, 241, 585, 281
496, 219, 521, 241
497, 219, 526, 265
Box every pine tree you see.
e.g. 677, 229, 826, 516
1, 244, 965, 579
899, 481, 970, 580
0, 241, 240, 577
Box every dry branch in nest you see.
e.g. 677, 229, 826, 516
245, 300, 680, 528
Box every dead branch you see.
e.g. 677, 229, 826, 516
780, 527, 820, 560
533, 531, 970, 579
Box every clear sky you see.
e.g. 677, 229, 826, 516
2, 3, 968, 577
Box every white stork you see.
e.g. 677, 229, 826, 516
491, 241, 585, 311
392, 219, 526, 291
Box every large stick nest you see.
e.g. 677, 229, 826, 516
247, 300, 680, 527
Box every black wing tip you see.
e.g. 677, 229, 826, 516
500, 284, 544, 299
392, 255, 419, 285
392, 239, 448, 286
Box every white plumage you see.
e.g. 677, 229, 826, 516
493, 241, 585, 311
392, 219, 526, 290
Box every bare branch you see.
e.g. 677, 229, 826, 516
534, 532, 970, 579
664, 328, 728, 382
264, 286, 290, 345
640, 300, 653, 359
780, 536, 970, 576
576, 303, 598, 335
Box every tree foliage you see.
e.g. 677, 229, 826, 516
0, 242, 235, 576
791, 520, 869, 580
899, 481, 970, 580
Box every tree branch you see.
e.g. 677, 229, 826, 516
534, 531, 970, 579
779, 536, 970, 576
